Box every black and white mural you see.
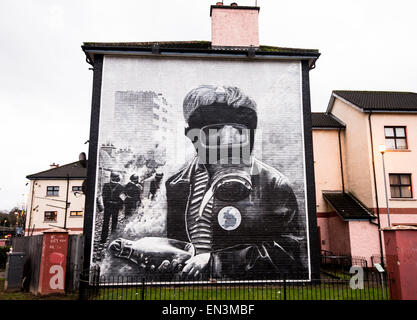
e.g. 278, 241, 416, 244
91, 56, 311, 281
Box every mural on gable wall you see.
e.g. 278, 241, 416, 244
90, 56, 311, 281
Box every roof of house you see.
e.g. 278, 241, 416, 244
322, 192, 376, 221
26, 161, 87, 180
311, 112, 345, 129
330, 90, 417, 112
81, 40, 320, 68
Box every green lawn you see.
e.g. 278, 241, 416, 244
93, 283, 389, 300
0, 268, 389, 301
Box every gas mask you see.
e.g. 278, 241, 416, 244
197, 123, 253, 203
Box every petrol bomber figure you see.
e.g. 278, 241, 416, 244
109, 85, 307, 279
149, 172, 164, 200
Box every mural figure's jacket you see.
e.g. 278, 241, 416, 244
166, 157, 308, 278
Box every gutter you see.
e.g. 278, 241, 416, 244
364, 109, 417, 113
81, 46, 320, 69
26, 176, 86, 180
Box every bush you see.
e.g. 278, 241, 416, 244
0, 246, 11, 270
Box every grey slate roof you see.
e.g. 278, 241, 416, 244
332, 90, 417, 112
323, 192, 376, 220
82, 41, 319, 54
26, 161, 87, 180
311, 112, 345, 129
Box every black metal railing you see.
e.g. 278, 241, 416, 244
320, 251, 369, 279
79, 269, 390, 301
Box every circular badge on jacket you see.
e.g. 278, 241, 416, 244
218, 206, 241, 231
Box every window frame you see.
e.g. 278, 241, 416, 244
46, 186, 59, 196
389, 173, 413, 199
44, 211, 57, 222
384, 126, 408, 150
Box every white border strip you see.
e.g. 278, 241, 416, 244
89, 56, 107, 273
89, 57, 313, 284
97, 278, 313, 287
299, 61, 312, 281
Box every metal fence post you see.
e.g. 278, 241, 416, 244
141, 277, 145, 300
380, 272, 386, 300
283, 274, 287, 300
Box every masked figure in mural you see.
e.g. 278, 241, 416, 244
100, 171, 124, 245
124, 174, 143, 218
109, 85, 307, 279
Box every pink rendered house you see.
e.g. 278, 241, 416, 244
313, 91, 417, 265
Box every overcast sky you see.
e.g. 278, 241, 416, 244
0, 0, 416, 211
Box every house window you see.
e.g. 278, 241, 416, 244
70, 211, 83, 217
46, 186, 59, 196
72, 186, 83, 192
389, 174, 412, 198
385, 126, 407, 149
44, 211, 57, 222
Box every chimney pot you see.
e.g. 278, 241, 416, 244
50, 163, 60, 169
216, 1, 223, 5
231, 2, 238, 6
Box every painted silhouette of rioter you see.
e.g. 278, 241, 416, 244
109, 85, 307, 279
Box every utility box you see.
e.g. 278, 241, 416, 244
4, 252, 26, 292
383, 227, 417, 300
38, 229, 69, 295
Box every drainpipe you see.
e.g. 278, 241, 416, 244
338, 128, 345, 193
368, 111, 385, 267
27, 179, 36, 236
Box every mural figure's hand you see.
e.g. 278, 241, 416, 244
157, 258, 184, 273
182, 253, 210, 278
108, 237, 193, 272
